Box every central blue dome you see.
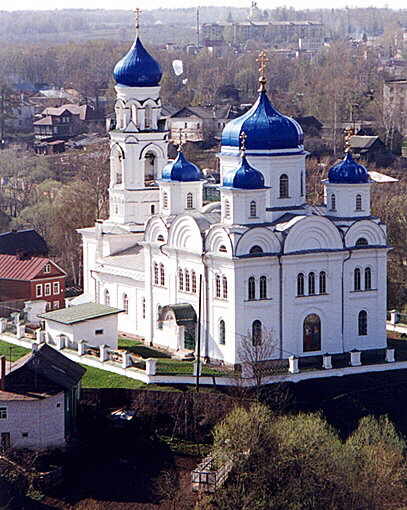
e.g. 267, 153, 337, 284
328, 152, 369, 184
161, 151, 202, 182
114, 37, 162, 87
223, 155, 266, 189
221, 91, 303, 152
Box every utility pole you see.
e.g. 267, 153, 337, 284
0, 89, 5, 149
196, 6, 200, 47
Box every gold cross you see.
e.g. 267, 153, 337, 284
344, 127, 354, 153
133, 7, 141, 30
240, 131, 247, 153
256, 50, 269, 92
177, 128, 185, 151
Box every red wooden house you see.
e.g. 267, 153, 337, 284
0, 255, 66, 310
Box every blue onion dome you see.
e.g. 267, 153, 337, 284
221, 91, 303, 151
328, 152, 369, 184
223, 155, 266, 189
161, 151, 202, 182
113, 37, 162, 87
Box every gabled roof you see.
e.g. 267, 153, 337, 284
350, 135, 380, 150
171, 105, 231, 120
5, 343, 85, 398
40, 104, 89, 120
0, 254, 63, 281
0, 229, 48, 256
39, 302, 123, 325
160, 303, 197, 325
33, 115, 54, 126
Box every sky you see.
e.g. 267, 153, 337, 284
3, 0, 407, 11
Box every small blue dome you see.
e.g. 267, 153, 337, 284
162, 151, 202, 182
221, 91, 303, 152
328, 152, 369, 184
113, 37, 162, 87
223, 155, 266, 189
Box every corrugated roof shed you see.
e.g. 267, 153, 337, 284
39, 302, 123, 324
0, 254, 51, 280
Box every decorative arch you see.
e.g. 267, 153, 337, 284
168, 215, 203, 253
205, 225, 234, 256
139, 143, 166, 160
236, 227, 281, 256
110, 143, 125, 160
345, 220, 386, 248
284, 216, 343, 254
303, 313, 321, 352
144, 216, 168, 244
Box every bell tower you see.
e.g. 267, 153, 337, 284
106, 8, 168, 231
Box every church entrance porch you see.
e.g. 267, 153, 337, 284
158, 303, 197, 353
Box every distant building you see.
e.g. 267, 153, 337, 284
201, 20, 324, 52
168, 105, 232, 142
0, 344, 85, 450
0, 229, 48, 257
383, 78, 407, 137
0, 254, 66, 310
33, 104, 95, 140
349, 135, 388, 163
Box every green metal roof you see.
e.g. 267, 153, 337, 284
159, 303, 197, 326
38, 302, 123, 325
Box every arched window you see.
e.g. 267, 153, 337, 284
308, 272, 315, 295
300, 171, 304, 196
186, 192, 193, 209
163, 192, 168, 209
160, 263, 165, 286
249, 245, 263, 255
297, 273, 305, 296
303, 314, 321, 352
364, 267, 372, 290
252, 320, 262, 346
219, 320, 226, 345
260, 276, 267, 299
145, 105, 152, 128
222, 276, 228, 299
331, 193, 336, 211
157, 234, 164, 242
355, 194, 362, 211
219, 245, 227, 253
151, 204, 155, 214
215, 274, 221, 298
185, 270, 191, 292
192, 271, 197, 293
358, 310, 368, 336
154, 262, 159, 285
249, 200, 257, 217
354, 268, 361, 291
142, 297, 146, 319
248, 277, 256, 300
123, 294, 128, 314
178, 268, 184, 291
104, 289, 110, 306
319, 271, 326, 294
116, 171, 122, 185
356, 238, 368, 247
224, 199, 231, 219
279, 174, 289, 198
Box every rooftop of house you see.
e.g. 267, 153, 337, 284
0, 254, 64, 281
0, 229, 48, 256
350, 135, 381, 150
39, 302, 123, 325
1, 343, 85, 400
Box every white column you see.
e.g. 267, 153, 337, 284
0, 318, 7, 333
16, 323, 25, 339
56, 334, 65, 350
288, 356, 299, 374
99, 344, 108, 362
36, 329, 45, 344
390, 310, 399, 325
350, 350, 361, 367
145, 358, 156, 375
322, 354, 332, 369
385, 348, 395, 363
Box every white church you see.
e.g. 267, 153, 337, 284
77, 28, 388, 367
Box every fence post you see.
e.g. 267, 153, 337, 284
288, 356, 299, 374
99, 345, 108, 362
0, 319, 7, 334
122, 352, 131, 369
390, 310, 399, 325
193, 361, 202, 376
350, 350, 361, 367
145, 358, 156, 376
78, 340, 86, 356
385, 348, 395, 363
55, 334, 65, 350
16, 323, 26, 339
36, 329, 45, 344
322, 354, 332, 369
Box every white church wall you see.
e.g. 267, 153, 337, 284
324, 182, 371, 218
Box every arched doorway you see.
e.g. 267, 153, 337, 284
144, 151, 157, 185
303, 314, 321, 352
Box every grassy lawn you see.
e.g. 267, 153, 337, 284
118, 337, 170, 358
80, 364, 147, 389
0, 340, 29, 361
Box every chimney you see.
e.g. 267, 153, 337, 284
0, 356, 6, 390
